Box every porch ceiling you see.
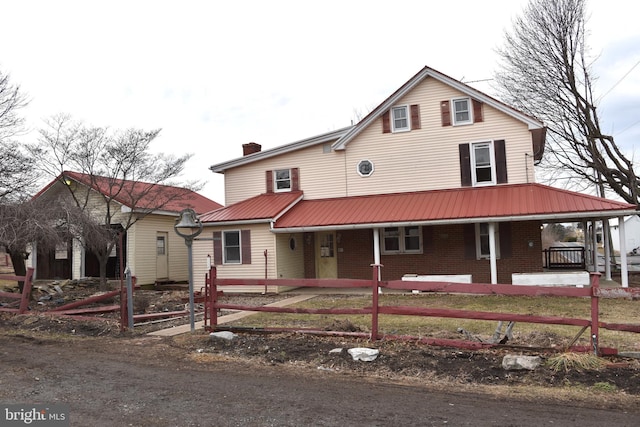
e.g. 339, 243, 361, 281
272, 184, 638, 231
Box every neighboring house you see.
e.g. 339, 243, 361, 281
195, 66, 637, 291
611, 216, 640, 254
30, 171, 222, 285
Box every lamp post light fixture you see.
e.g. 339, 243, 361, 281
174, 208, 203, 332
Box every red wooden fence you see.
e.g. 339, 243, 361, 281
0, 268, 35, 314
205, 265, 640, 355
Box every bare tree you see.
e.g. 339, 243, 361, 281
0, 69, 36, 201
31, 114, 200, 289
0, 199, 66, 290
494, 0, 639, 204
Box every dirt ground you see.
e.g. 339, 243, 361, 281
2, 277, 640, 403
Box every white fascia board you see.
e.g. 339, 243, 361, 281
201, 219, 273, 227
271, 209, 640, 233
209, 126, 353, 173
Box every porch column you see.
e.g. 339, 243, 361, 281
489, 222, 497, 284
619, 216, 629, 288
372, 228, 381, 280
591, 220, 598, 272
602, 219, 612, 281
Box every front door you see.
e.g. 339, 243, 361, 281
156, 232, 169, 279
315, 231, 337, 278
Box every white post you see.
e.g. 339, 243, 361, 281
373, 228, 382, 292
592, 220, 598, 272
619, 217, 629, 288
603, 219, 611, 281
489, 222, 497, 284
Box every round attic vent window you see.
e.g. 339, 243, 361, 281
357, 160, 374, 177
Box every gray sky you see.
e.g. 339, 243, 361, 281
1, 0, 639, 205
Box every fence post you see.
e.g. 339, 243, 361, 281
210, 266, 218, 328
371, 264, 382, 341
126, 267, 134, 330
590, 272, 601, 355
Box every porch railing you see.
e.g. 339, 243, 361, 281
543, 246, 586, 270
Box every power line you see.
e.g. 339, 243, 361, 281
597, 57, 640, 104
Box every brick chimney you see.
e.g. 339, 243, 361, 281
242, 142, 261, 156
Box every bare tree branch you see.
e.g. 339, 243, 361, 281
494, 0, 639, 203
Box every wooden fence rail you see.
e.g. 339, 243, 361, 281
0, 268, 35, 314
205, 265, 640, 355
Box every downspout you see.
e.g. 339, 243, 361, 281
488, 223, 497, 284
263, 249, 268, 294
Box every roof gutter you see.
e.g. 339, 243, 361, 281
201, 218, 273, 227
270, 209, 640, 233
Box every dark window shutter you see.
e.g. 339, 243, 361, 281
494, 140, 508, 184
266, 170, 273, 193
382, 111, 391, 133
463, 224, 476, 260
291, 168, 299, 191
472, 99, 483, 123
241, 229, 251, 264
440, 100, 451, 126
410, 104, 421, 130
499, 223, 512, 259
459, 144, 472, 187
213, 231, 222, 265
422, 226, 433, 254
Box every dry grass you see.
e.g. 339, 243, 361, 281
223, 293, 640, 351
546, 352, 607, 372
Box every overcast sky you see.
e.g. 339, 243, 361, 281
1, 0, 639, 205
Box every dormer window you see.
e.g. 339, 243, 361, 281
391, 106, 410, 132
452, 97, 472, 125
274, 169, 291, 192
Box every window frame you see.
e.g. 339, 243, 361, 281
357, 159, 375, 177
470, 141, 496, 186
452, 97, 473, 126
222, 230, 242, 264
391, 105, 410, 133
273, 168, 292, 192
382, 226, 423, 255
475, 223, 500, 259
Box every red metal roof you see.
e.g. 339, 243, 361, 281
199, 191, 303, 223
271, 184, 637, 230
34, 171, 222, 215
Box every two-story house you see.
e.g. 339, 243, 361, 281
195, 66, 637, 291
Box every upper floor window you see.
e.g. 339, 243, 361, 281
471, 142, 496, 186
391, 105, 410, 132
382, 226, 422, 254
274, 169, 291, 192
453, 97, 472, 125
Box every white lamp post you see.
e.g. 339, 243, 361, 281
174, 208, 203, 332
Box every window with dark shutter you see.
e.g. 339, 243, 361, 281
463, 224, 476, 259
410, 104, 421, 130
499, 222, 512, 259
459, 144, 472, 187
213, 231, 222, 265
291, 168, 300, 191
382, 111, 391, 133
441, 100, 451, 126
494, 140, 508, 184
266, 170, 273, 193
472, 99, 483, 123
241, 230, 251, 264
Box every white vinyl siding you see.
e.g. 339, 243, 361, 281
223, 144, 347, 204
343, 77, 535, 197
